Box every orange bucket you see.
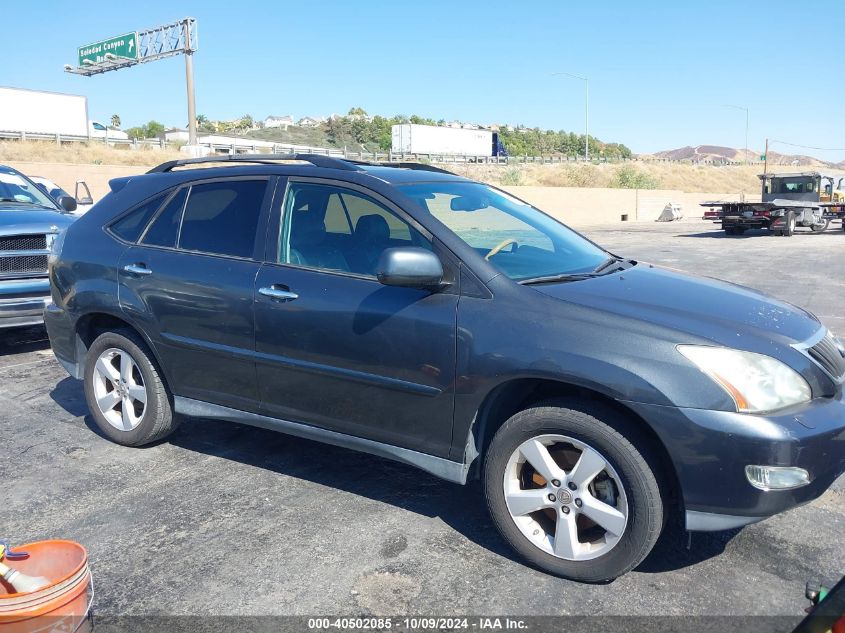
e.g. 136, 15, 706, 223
0, 540, 92, 633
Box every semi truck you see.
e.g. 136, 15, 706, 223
702, 171, 845, 236
391, 124, 507, 158
0, 87, 126, 140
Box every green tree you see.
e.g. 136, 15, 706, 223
110, 114, 121, 129
348, 106, 368, 117
145, 120, 165, 138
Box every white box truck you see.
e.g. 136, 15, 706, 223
391, 124, 507, 157
0, 87, 89, 137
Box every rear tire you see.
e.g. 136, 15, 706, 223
84, 330, 179, 446
784, 211, 796, 237
483, 400, 664, 582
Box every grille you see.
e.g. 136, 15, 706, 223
0, 234, 47, 251
0, 255, 48, 275
807, 331, 845, 380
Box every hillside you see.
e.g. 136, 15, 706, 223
648, 144, 833, 167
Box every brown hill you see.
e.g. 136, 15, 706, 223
647, 145, 830, 167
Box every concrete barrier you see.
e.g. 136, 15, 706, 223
501, 186, 754, 224
8, 161, 755, 227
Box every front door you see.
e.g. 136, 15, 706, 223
253, 179, 458, 457
119, 177, 272, 412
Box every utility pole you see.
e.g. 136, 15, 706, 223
184, 19, 197, 145
551, 71, 590, 161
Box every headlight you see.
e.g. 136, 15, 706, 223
677, 345, 811, 413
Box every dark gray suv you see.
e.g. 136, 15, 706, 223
45, 155, 845, 582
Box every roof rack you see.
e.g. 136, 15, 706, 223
146, 152, 459, 177
146, 153, 360, 174
346, 160, 456, 175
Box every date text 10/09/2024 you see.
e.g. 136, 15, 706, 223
307, 617, 529, 630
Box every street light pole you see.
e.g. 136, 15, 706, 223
725, 104, 749, 165
551, 71, 589, 161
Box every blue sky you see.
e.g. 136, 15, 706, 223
4, 0, 843, 160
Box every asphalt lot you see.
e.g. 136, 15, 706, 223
1, 219, 843, 620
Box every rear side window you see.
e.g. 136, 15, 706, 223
178, 180, 266, 258
142, 188, 188, 248
109, 193, 167, 243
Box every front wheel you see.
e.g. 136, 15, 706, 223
810, 218, 830, 232
483, 401, 664, 582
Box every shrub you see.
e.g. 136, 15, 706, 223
499, 168, 523, 186
610, 165, 660, 189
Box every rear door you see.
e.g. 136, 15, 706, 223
118, 176, 273, 412
253, 178, 459, 457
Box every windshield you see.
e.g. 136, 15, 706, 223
0, 169, 59, 209
398, 181, 609, 280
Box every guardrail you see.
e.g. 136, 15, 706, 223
0, 130, 168, 149
0, 130, 761, 166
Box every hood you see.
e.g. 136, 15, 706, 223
532, 263, 821, 348
0, 206, 76, 236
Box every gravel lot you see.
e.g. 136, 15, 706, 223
1, 219, 842, 622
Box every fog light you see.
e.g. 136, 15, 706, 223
745, 465, 810, 491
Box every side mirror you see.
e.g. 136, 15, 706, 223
58, 195, 77, 212
376, 247, 443, 289
75, 181, 93, 205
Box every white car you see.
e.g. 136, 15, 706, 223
88, 120, 128, 140
28, 176, 94, 214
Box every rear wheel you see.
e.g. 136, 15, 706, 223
483, 401, 664, 582
784, 211, 796, 237
84, 330, 179, 446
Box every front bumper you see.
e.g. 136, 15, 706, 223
625, 391, 845, 531
0, 278, 51, 329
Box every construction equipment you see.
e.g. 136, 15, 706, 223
702, 171, 845, 236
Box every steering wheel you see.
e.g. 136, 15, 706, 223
485, 238, 519, 261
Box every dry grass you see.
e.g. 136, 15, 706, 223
453, 161, 806, 194
0, 141, 182, 167
0, 141, 813, 194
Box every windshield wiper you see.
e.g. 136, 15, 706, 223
593, 256, 624, 274
520, 257, 631, 285
520, 272, 603, 285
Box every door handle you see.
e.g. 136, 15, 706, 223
259, 286, 299, 302
123, 263, 152, 276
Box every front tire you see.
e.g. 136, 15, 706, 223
810, 218, 829, 232
483, 401, 664, 582
84, 330, 179, 446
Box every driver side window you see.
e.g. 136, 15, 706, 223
280, 183, 430, 277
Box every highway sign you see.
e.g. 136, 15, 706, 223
78, 33, 138, 66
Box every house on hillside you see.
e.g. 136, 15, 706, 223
298, 116, 323, 127
264, 115, 294, 130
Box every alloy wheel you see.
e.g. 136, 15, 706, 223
92, 347, 148, 431
502, 434, 628, 561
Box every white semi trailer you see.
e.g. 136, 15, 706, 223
391, 123, 507, 157
0, 87, 89, 137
